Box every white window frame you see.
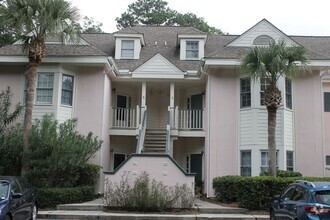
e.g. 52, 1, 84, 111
36, 73, 54, 105
61, 74, 74, 107
260, 150, 279, 173
240, 77, 251, 108
286, 151, 294, 171
285, 78, 292, 109
186, 155, 190, 173
241, 150, 252, 176
121, 40, 134, 59
186, 41, 199, 60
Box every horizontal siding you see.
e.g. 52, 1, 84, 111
57, 106, 73, 124
256, 109, 282, 146
284, 110, 293, 147
32, 106, 55, 120
240, 110, 254, 145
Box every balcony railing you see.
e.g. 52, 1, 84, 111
168, 106, 204, 130
112, 107, 137, 128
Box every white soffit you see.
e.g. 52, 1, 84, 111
227, 19, 298, 47
132, 53, 183, 78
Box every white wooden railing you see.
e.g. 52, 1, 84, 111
136, 106, 147, 154
168, 106, 204, 130
112, 106, 138, 128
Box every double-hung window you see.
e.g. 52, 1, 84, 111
260, 77, 270, 105
286, 151, 294, 171
36, 73, 54, 104
241, 150, 252, 176
286, 78, 292, 109
61, 75, 74, 106
240, 78, 251, 108
260, 150, 278, 173
121, 40, 134, 59
324, 92, 330, 112
186, 41, 199, 59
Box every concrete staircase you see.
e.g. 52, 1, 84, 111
142, 129, 167, 153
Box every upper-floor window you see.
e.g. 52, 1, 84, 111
241, 150, 251, 176
61, 75, 74, 106
286, 151, 294, 171
260, 77, 270, 105
121, 40, 134, 59
286, 78, 292, 109
36, 73, 54, 104
186, 41, 199, 59
240, 78, 251, 108
324, 92, 330, 112
260, 150, 278, 173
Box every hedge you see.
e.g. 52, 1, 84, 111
37, 185, 95, 208
213, 175, 330, 210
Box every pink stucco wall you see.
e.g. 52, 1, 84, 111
104, 154, 195, 193
295, 72, 324, 176
206, 69, 238, 197
323, 82, 330, 170
0, 66, 26, 110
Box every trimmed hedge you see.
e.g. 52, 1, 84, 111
213, 175, 330, 210
37, 185, 95, 208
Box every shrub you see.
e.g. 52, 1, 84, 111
260, 170, 302, 177
37, 185, 95, 208
25, 115, 102, 187
213, 175, 330, 210
104, 172, 195, 211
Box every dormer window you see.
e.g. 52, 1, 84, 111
186, 41, 199, 59
121, 40, 134, 59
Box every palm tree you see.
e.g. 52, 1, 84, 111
240, 40, 309, 176
0, 0, 80, 173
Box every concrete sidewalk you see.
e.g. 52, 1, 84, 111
38, 198, 270, 220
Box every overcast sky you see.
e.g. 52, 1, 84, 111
70, 0, 330, 36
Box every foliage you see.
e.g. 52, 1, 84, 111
104, 171, 195, 211
25, 114, 102, 188
213, 175, 330, 210
78, 16, 105, 33
239, 41, 309, 176
0, 124, 23, 175
116, 0, 222, 33
260, 170, 302, 177
0, 87, 24, 134
37, 185, 95, 208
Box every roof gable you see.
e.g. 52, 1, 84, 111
132, 53, 184, 78
227, 19, 298, 47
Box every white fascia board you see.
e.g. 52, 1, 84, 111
309, 60, 330, 67
132, 73, 184, 79
0, 56, 110, 64
114, 33, 145, 46
0, 56, 28, 63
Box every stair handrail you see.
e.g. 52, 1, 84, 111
166, 124, 171, 155
136, 106, 147, 153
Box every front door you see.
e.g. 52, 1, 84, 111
190, 94, 203, 129
190, 154, 203, 184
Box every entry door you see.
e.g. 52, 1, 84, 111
116, 94, 131, 122
114, 153, 127, 170
190, 154, 203, 183
190, 94, 203, 129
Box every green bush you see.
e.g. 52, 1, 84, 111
25, 115, 102, 187
37, 185, 95, 208
104, 172, 195, 211
260, 170, 302, 177
213, 176, 330, 210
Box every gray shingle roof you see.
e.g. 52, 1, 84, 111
1, 26, 330, 71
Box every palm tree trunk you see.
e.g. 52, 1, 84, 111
21, 62, 38, 174
268, 107, 277, 177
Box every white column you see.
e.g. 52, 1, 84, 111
141, 82, 146, 107
170, 82, 175, 107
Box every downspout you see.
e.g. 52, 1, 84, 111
201, 59, 211, 197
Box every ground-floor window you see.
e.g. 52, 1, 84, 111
326, 155, 330, 166
286, 151, 294, 171
260, 150, 278, 174
241, 150, 251, 176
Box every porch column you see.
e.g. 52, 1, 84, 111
141, 82, 146, 108
170, 82, 175, 107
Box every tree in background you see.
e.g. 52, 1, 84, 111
116, 0, 222, 34
240, 41, 309, 176
0, 0, 80, 173
79, 16, 105, 33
